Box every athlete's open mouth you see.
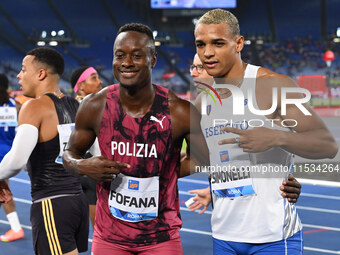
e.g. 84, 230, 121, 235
204, 61, 218, 68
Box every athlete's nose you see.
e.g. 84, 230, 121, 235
122, 55, 134, 68
190, 68, 199, 77
204, 45, 215, 58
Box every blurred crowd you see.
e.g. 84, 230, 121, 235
1, 36, 340, 98
257, 36, 340, 79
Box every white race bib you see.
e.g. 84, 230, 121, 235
210, 161, 256, 198
109, 173, 159, 222
0, 107, 17, 127
56, 123, 75, 164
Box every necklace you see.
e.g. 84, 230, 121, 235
216, 63, 247, 97
53, 88, 63, 99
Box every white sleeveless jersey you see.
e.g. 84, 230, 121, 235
201, 64, 302, 243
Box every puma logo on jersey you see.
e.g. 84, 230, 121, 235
150, 116, 166, 129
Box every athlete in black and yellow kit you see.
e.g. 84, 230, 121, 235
0, 47, 89, 255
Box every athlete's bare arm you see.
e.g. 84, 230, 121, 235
18, 96, 58, 141
168, 91, 209, 177
63, 88, 129, 182
0, 96, 60, 182
220, 68, 338, 159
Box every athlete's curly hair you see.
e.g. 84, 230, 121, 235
196, 9, 240, 37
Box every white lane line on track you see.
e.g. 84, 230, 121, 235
180, 190, 340, 200
11, 199, 340, 228
178, 178, 209, 185
10, 199, 340, 235
5, 178, 340, 253
303, 224, 340, 232
180, 228, 211, 236
304, 247, 340, 254
179, 190, 191, 195
14, 179, 340, 203
179, 177, 340, 188
10, 178, 340, 213
0, 219, 212, 240
0, 220, 338, 254
13, 197, 32, 204
296, 205, 340, 214
182, 204, 340, 215
0, 219, 94, 243
298, 178, 340, 188
180, 206, 212, 215
300, 193, 340, 200
0, 219, 32, 230
10, 177, 31, 185
12, 176, 340, 188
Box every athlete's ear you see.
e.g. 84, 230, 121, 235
37, 69, 47, 81
151, 52, 157, 68
78, 83, 84, 91
235, 35, 244, 54
78, 82, 86, 96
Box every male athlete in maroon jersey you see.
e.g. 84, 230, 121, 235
95, 84, 182, 246
63, 23, 209, 255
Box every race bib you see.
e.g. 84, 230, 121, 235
55, 123, 75, 164
109, 173, 159, 222
210, 161, 256, 198
0, 107, 17, 127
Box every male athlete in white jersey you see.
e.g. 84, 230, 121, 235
189, 53, 302, 208
189, 9, 338, 255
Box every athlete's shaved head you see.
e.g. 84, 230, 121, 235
117, 23, 156, 54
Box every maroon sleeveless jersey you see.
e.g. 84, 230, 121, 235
95, 84, 182, 247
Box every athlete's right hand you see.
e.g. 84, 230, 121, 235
188, 187, 211, 214
0, 180, 13, 203
77, 156, 130, 182
280, 174, 301, 203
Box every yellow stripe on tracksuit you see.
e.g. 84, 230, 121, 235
42, 199, 62, 255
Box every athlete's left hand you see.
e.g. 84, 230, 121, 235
0, 180, 13, 203
219, 127, 279, 152
280, 174, 301, 203
188, 187, 211, 214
